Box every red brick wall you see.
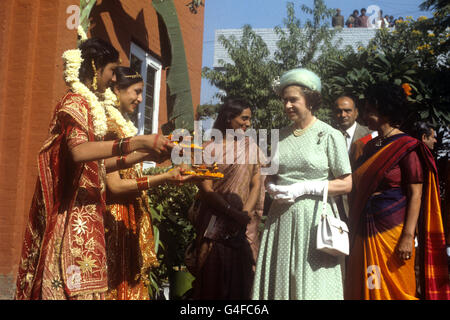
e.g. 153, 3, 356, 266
0, 0, 79, 299
89, 0, 205, 131
0, 0, 204, 299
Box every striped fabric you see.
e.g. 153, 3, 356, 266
345, 134, 450, 300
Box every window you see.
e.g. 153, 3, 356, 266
129, 43, 162, 135
129, 43, 162, 169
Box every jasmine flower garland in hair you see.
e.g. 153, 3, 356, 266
62, 48, 108, 138
77, 25, 88, 42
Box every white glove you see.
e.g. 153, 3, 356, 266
272, 181, 327, 204
266, 181, 284, 197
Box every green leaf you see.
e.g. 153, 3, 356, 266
79, 0, 96, 33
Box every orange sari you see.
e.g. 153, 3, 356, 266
345, 134, 450, 300
103, 118, 158, 300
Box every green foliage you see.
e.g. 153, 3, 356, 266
203, 1, 337, 129
142, 166, 198, 298
186, 0, 204, 14
196, 103, 220, 120
274, 1, 337, 72
203, 24, 283, 130
325, 14, 450, 126
203, 0, 449, 131
79, 0, 97, 34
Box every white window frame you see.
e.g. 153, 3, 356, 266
130, 43, 162, 169
130, 43, 162, 135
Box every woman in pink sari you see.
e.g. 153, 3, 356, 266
190, 98, 265, 299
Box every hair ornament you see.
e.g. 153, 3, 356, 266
124, 71, 143, 80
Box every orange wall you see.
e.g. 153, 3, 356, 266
0, 0, 204, 299
90, 0, 205, 130
0, 0, 79, 299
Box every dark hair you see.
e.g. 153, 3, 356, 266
361, 8, 366, 13
78, 38, 119, 83
213, 98, 252, 134
364, 81, 408, 126
112, 66, 143, 90
408, 121, 434, 140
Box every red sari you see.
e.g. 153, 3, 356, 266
15, 92, 108, 300
345, 134, 450, 300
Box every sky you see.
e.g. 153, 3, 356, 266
200, 0, 434, 105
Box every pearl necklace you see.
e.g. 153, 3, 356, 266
293, 117, 317, 137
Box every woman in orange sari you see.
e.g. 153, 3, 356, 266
345, 82, 450, 300
103, 67, 192, 299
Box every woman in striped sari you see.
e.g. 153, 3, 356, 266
345, 82, 450, 300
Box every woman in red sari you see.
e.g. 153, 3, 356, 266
103, 67, 191, 299
345, 82, 450, 300
15, 39, 175, 300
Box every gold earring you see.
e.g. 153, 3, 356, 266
91, 59, 98, 91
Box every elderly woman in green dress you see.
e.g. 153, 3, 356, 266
252, 68, 352, 300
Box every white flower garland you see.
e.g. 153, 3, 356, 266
62, 48, 108, 138
102, 89, 141, 173
62, 26, 138, 139
102, 88, 138, 138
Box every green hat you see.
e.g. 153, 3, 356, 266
275, 68, 322, 95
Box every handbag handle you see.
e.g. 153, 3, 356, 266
322, 181, 328, 213
321, 181, 341, 221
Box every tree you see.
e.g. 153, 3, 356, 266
202, 1, 340, 130
274, 1, 337, 72
202, 24, 283, 130
325, 15, 450, 127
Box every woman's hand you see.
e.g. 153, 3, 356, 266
396, 233, 414, 261
164, 166, 195, 185
139, 134, 177, 160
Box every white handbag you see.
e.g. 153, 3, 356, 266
316, 182, 349, 256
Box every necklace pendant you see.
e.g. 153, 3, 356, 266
375, 139, 382, 147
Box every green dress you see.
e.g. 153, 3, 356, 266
252, 119, 351, 300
